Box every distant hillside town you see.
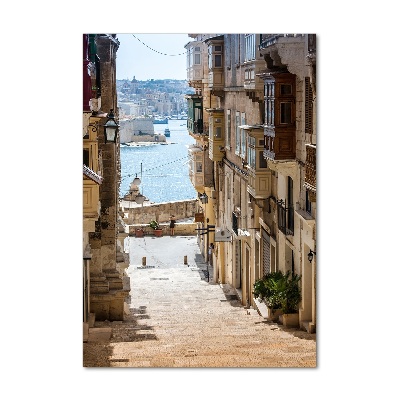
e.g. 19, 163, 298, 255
117, 77, 195, 119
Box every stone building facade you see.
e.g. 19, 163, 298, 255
83, 34, 130, 336
185, 34, 317, 332
119, 117, 155, 143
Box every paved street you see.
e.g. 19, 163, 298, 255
83, 235, 316, 367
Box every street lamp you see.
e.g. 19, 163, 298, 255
103, 109, 119, 143
308, 249, 316, 263
199, 192, 208, 204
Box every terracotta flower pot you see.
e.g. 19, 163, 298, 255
135, 229, 144, 237
153, 229, 163, 237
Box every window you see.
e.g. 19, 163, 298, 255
280, 102, 292, 124
83, 149, 90, 167
188, 47, 193, 68
196, 162, 203, 173
235, 111, 240, 154
245, 34, 255, 61
265, 82, 275, 126
241, 112, 246, 157
208, 44, 223, 69
226, 110, 231, 149
306, 190, 312, 214
280, 84, 292, 95
248, 136, 256, 169
194, 53, 200, 65
215, 127, 222, 138
259, 151, 267, 168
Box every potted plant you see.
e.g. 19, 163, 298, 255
261, 271, 285, 322
277, 271, 302, 328
135, 227, 144, 237
254, 271, 301, 326
149, 220, 163, 237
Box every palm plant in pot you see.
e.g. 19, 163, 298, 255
277, 271, 302, 328
253, 271, 284, 321
149, 220, 163, 237
262, 271, 285, 322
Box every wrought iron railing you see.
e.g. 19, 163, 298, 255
277, 199, 294, 235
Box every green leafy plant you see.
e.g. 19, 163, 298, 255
276, 271, 302, 314
254, 271, 302, 313
263, 271, 285, 310
253, 279, 268, 301
149, 220, 160, 230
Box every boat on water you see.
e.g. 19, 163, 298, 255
164, 128, 170, 137
153, 117, 168, 124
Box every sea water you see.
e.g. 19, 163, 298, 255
119, 119, 198, 203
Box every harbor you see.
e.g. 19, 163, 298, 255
119, 119, 197, 204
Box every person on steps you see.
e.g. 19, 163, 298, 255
169, 215, 176, 236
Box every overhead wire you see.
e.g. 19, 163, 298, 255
131, 34, 187, 57
121, 155, 189, 182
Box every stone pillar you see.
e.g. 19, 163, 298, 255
88, 34, 129, 321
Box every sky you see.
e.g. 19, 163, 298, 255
116, 33, 191, 81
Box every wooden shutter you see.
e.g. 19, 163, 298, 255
305, 77, 313, 134
262, 230, 270, 276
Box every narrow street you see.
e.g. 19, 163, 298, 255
83, 236, 316, 367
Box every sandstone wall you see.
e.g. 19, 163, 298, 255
128, 222, 197, 236
122, 199, 197, 225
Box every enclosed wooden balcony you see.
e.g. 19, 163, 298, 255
83, 116, 103, 220
244, 60, 265, 103
258, 71, 296, 161
240, 125, 272, 199
207, 108, 225, 161
185, 40, 206, 87
204, 35, 224, 96
186, 94, 205, 138
188, 145, 213, 192
243, 34, 264, 96
264, 128, 296, 161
